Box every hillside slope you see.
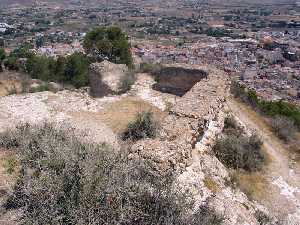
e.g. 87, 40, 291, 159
227, 98, 300, 224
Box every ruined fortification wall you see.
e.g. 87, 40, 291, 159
131, 65, 268, 225
131, 65, 230, 172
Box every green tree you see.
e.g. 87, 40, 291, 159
0, 48, 5, 61
54, 56, 67, 82
4, 55, 19, 71
0, 48, 6, 72
35, 36, 45, 48
83, 26, 133, 67
26, 55, 56, 81
64, 53, 89, 88
11, 43, 34, 58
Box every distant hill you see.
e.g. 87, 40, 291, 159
0, 0, 296, 7
0, 0, 71, 7
193, 0, 296, 5
0, 0, 34, 6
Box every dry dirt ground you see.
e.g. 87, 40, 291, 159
227, 98, 300, 223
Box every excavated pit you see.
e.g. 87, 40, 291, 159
153, 66, 208, 97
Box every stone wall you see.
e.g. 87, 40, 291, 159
130, 65, 230, 172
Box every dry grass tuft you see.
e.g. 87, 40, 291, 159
203, 176, 220, 194
231, 170, 269, 201
98, 97, 167, 133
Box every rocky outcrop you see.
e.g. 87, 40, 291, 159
89, 60, 128, 97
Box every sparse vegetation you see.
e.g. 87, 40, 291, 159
214, 133, 264, 171
255, 210, 272, 225
0, 123, 223, 225
223, 115, 244, 136
29, 83, 50, 93
139, 63, 163, 75
229, 170, 268, 201
214, 116, 264, 172
231, 80, 300, 129
122, 111, 159, 141
270, 116, 296, 142
118, 71, 136, 94
203, 176, 220, 193
165, 101, 174, 112
3, 155, 18, 175
5, 86, 18, 95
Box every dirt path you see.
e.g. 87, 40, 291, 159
227, 98, 300, 223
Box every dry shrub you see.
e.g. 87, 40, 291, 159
118, 71, 136, 94
214, 116, 264, 172
122, 111, 159, 141
230, 170, 268, 201
1, 123, 222, 225
213, 133, 264, 172
270, 116, 296, 142
203, 176, 220, 194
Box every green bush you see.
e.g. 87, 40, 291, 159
122, 111, 159, 141
4, 44, 90, 89
259, 101, 300, 128
0, 48, 5, 61
4, 55, 19, 71
25, 52, 89, 88
64, 52, 89, 88
3, 43, 34, 71
1, 123, 222, 225
213, 133, 264, 172
10, 43, 34, 59
26, 55, 56, 81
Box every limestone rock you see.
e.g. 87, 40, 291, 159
48, 82, 63, 92
89, 60, 128, 97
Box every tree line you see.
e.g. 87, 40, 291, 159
0, 26, 133, 88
